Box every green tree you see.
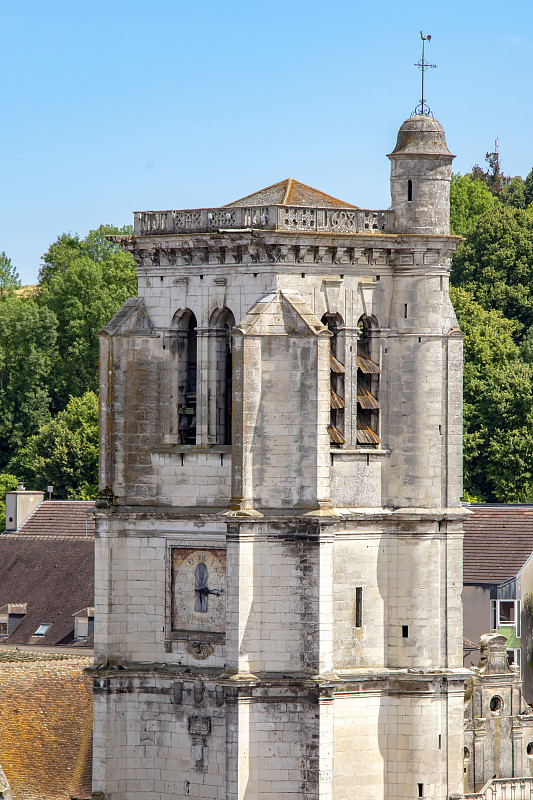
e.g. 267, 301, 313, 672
0, 294, 58, 468
37, 226, 137, 408
450, 173, 496, 236
500, 176, 527, 209
0, 472, 20, 532
451, 205, 533, 334
451, 287, 533, 502
471, 145, 510, 196
9, 391, 99, 500
38, 224, 133, 284
0, 252, 21, 292
525, 167, 533, 207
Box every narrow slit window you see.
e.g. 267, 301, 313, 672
402, 625, 409, 638
355, 587, 363, 628
407, 179, 413, 201
418, 784, 423, 798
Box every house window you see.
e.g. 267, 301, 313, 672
357, 316, 380, 447
507, 649, 521, 667
323, 313, 345, 447
491, 599, 521, 637
209, 307, 235, 445
0, 620, 7, 636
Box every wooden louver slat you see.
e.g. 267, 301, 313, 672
330, 390, 345, 410
357, 381, 380, 410
357, 344, 380, 374
356, 420, 381, 445
330, 354, 345, 374
327, 424, 345, 444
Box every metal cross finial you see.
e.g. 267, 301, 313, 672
413, 31, 436, 117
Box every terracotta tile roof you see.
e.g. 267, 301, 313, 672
0, 539, 94, 646
2, 500, 95, 540
0, 653, 92, 799
463, 504, 533, 585
222, 178, 359, 209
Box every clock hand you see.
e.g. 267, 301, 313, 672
196, 587, 224, 596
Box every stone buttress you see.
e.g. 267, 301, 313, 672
91, 123, 469, 800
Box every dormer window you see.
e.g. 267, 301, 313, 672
73, 606, 95, 640
34, 623, 52, 636
0, 603, 27, 637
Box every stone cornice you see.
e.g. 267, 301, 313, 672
121, 231, 459, 272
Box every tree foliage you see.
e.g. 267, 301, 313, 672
451, 287, 533, 502
0, 294, 58, 468
9, 391, 99, 500
38, 239, 137, 408
0, 252, 21, 293
451, 205, 533, 334
38, 224, 133, 284
471, 146, 510, 196
450, 173, 496, 236
499, 176, 527, 209
0, 224, 136, 497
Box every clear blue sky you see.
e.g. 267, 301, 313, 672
2, 0, 532, 284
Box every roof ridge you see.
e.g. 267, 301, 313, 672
282, 178, 293, 205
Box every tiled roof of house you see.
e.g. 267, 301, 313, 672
0, 538, 94, 646
222, 178, 359, 209
0, 652, 92, 800
463, 504, 533, 585
2, 500, 95, 540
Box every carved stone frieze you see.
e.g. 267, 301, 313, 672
130, 240, 455, 271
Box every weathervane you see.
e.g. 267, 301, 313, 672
413, 31, 436, 117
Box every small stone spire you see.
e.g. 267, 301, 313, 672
388, 114, 455, 235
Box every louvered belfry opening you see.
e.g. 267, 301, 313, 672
357, 316, 380, 446
175, 309, 198, 444
322, 313, 346, 447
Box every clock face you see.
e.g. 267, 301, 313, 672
171, 548, 226, 633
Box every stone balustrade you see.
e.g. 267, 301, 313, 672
465, 778, 533, 800
134, 205, 394, 236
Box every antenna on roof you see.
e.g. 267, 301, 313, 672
413, 31, 436, 117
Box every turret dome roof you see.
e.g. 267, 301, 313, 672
388, 114, 453, 157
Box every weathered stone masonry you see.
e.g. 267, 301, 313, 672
92, 115, 469, 799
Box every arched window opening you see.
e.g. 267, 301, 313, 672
357, 316, 380, 447
209, 307, 235, 445
173, 309, 197, 444
322, 313, 345, 447
195, 562, 208, 612
407, 179, 413, 202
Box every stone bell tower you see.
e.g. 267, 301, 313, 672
92, 115, 468, 800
